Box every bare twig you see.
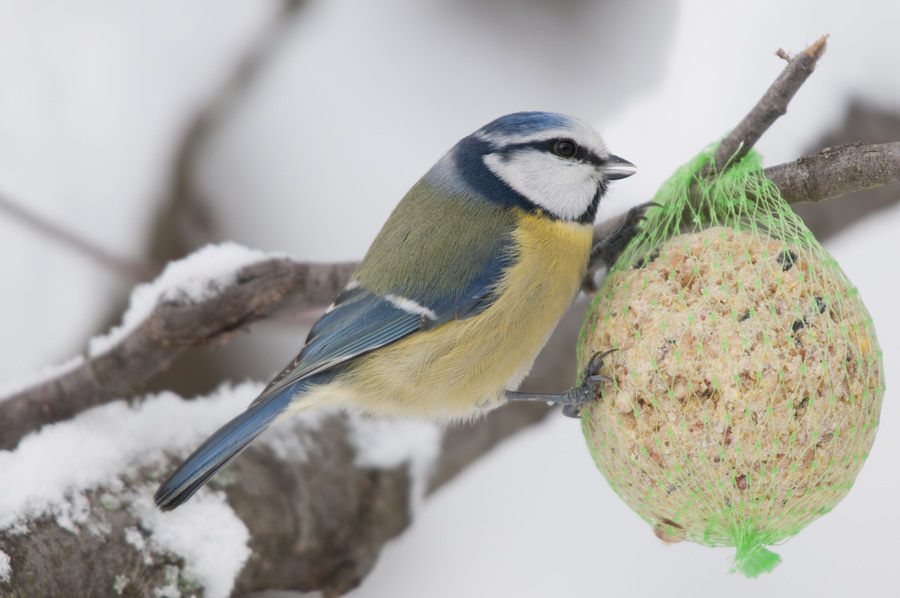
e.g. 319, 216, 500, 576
765, 142, 900, 204
710, 35, 828, 173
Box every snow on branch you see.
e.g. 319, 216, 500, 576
0, 379, 548, 597
0, 384, 260, 597
0, 243, 357, 450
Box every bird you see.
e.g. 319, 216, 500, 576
154, 111, 642, 511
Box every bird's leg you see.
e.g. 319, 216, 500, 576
506, 350, 616, 418
589, 201, 660, 269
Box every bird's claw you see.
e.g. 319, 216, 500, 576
626, 200, 660, 222
590, 202, 660, 268
584, 349, 617, 380
561, 404, 582, 418
615, 201, 659, 239
562, 349, 617, 418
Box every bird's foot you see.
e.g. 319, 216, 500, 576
506, 349, 616, 418
589, 201, 660, 268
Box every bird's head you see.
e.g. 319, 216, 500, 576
437, 112, 636, 224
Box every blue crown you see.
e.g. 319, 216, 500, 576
476, 111, 572, 138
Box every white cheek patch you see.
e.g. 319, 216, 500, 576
483, 152, 597, 221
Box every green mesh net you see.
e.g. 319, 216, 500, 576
578, 145, 885, 577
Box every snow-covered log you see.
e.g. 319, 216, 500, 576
0, 381, 549, 597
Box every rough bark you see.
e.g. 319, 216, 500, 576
765, 141, 900, 204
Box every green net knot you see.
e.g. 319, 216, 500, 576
730, 525, 783, 578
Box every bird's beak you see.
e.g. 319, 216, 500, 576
601, 154, 637, 180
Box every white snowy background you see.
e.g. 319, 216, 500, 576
1, 1, 898, 597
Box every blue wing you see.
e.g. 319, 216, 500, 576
252, 248, 512, 407
154, 276, 501, 510
250, 182, 522, 408
156, 169, 524, 510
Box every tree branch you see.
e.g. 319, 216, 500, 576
0, 393, 551, 597
148, 0, 308, 267
711, 35, 828, 173
765, 141, 900, 204
0, 259, 356, 451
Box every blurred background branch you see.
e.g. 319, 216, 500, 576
0, 192, 157, 282
147, 0, 308, 268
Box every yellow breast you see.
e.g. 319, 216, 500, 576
339, 209, 594, 421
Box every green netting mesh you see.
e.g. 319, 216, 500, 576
578, 145, 885, 577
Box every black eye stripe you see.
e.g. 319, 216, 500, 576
495, 139, 603, 165
458, 133, 609, 224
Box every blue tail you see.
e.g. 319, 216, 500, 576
154, 384, 298, 511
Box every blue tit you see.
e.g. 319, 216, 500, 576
155, 111, 639, 510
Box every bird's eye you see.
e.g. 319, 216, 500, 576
553, 139, 577, 158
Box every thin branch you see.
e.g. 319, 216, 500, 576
710, 35, 828, 173
764, 142, 900, 204
0, 193, 157, 283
